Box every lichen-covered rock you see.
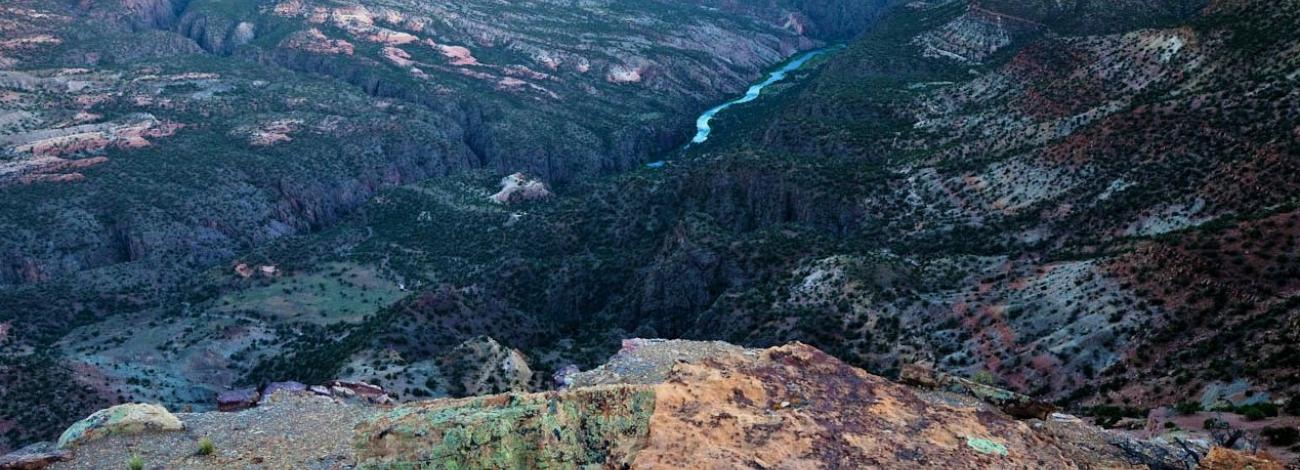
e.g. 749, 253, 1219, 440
355, 385, 654, 468
56, 404, 183, 448
40, 341, 1190, 469
356, 340, 1150, 469
900, 363, 1057, 420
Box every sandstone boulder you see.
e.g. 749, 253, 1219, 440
1197, 446, 1284, 470
216, 387, 260, 412
56, 404, 183, 448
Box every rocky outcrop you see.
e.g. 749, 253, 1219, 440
360, 340, 1157, 468
900, 364, 1057, 420
356, 385, 655, 468
41, 341, 1197, 468
216, 388, 259, 412
487, 173, 550, 205
913, 8, 1018, 64
256, 381, 306, 405
55, 404, 183, 449
0, 443, 68, 470
1197, 447, 1285, 470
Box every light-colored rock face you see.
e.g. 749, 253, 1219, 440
913, 9, 1016, 64
56, 403, 183, 448
489, 172, 550, 204
265, 0, 813, 98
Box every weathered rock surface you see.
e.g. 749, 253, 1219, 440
256, 381, 306, 405
357, 385, 655, 468
0, 442, 67, 470
55, 404, 183, 449
215, 388, 259, 412
43, 341, 1183, 468
1196, 446, 1285, 470
900, 363, 1057, 420
488, 172, 550, 205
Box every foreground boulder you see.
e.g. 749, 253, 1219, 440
55, 404, 183, 448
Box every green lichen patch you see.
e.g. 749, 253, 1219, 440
355, 385, 655, 469
965, 437, 1008, 456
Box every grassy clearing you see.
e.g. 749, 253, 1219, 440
210, 263, 404, 324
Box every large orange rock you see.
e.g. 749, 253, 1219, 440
1197, 447, 1284, 470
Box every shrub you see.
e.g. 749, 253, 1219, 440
127, 455, 145, 470
1174, 401, 1202, 415
197, 436, 215, 456
1242, 407, 1268, 421
1261, 426, 1299, 447
1236, 402, 1279, 420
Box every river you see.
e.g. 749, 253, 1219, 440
646, 47, 835, 169
690, 47, 835, 145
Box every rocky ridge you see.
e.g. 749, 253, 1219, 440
8, 340, 1243, 469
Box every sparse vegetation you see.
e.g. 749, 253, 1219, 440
197, 436, 216, 456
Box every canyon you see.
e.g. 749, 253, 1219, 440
2, 0, 1298, 466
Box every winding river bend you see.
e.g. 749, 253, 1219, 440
645, 47, 837, 169
690, 47, 835, 145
